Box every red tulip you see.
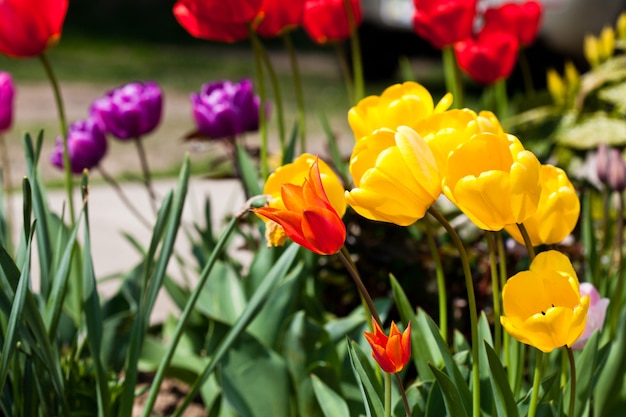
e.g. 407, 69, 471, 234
256, 0, 305, 38
302, 0, 363, 44
0, 0, 68, 58
483, 1, 542, 46
364, 318, 411, 374
412, 0, 477, 49
173, 0, 263, 43
254, 158, 346, 255
454, 27, 519, 85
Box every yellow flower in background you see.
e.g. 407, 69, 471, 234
346, 126, 440, 226
264, 153, 346, 217
442, 132, 541, 231
501, 250, 590, 353
584, 34, 601, 67
348, 81, 452, 140
599, 26, 616, 61
505, 164, 580, 246
584, 27, 615, 67
617, 12, 626, 40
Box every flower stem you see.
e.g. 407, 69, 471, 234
442, 46, 464, 108
486, 231, 501, 354
282, 32, 306, 153
97, 165, 152, 229
422, 219, 448, 343
344, 0, 364, 103
518, 49, 535, 96
334, 42, 355, 105
384, 372, 392, 417
39, 52, 75, 225
528, 350, 544, 417
565, 346, 576, 417
609, 191, 625, 337
494, 79, 509, 119
252, 31, 286, 156
516, 222, 536, 261
428, 206, 480, 417
134, 137, 158, 214
249, 27, 269, 179
0, 134, 14, 253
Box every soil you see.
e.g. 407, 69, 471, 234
133, 375, 206, 417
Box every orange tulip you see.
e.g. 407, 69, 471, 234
255, 158, 346, 255
364, 318, 411, 374
0, 0, 68, 58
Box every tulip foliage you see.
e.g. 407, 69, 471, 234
3, 3, 626, 417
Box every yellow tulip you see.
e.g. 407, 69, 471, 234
501, 250, 590, 353
505, 164, 580, 246
346, 126, 440, 226
442, 132, 541, 231
348, 81, 452, 140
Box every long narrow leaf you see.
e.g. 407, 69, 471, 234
171, 243, 300, 417
347, 340, 384, 417
311, 374, 351, 417
429, 364, 470, 417
484, 342, 519, 417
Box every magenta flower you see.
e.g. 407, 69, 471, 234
572, 282, 609, 350
0, 72, 15, 134
50, 118, 108, 174
91, 81, 163, 140
190, 78, 263, 140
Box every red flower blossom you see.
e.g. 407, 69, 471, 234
173, 0, 263, 43
483, 1, 542, 46
454, 27, 519, 85
412, 0, 477, 49
0, 0, 68, 58
302, 0, 363, 44
364, 318, 411, 374
254, 158, 346, 255
256, 0, 305, 38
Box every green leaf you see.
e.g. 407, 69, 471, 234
556, 113, 626, 149
319, 112, 349, 185
484, 342, 519, 417
311, 374, 351, 417
428, 365, 469, 417
195, 260, 246, 324
565, 332, 602, 417
282, 121, 299, 165
236, 143, 262, 197
347, 340, 384, 417
221, 334, 291, 417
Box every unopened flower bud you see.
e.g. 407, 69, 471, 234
0, 72, 14, 134
608, 148, 626, 192
597, 142, 610, 184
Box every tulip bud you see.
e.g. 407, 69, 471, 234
571, 282, 609, 350
608, 148, 626, 192
546, 68, 565, 106
584, 34, 600, 67
596, 142, 610, 185
617, 12, 626, 40
50, 118, 108, 174
599, 26, 616, 61
91, 81, 163, 140
0, 72, 15, 134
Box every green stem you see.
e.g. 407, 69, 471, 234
0, 134, 14, 254
442, 46, 464, 108
282, 33, 306, 153
609, 191, 624, 337
494, 79, 509, 119
486, 232, 501, 354
528, 350, 544, 417
252, 31, 286, 155
565, 346, 576, 417
39, 52, 75, 225
422, 220, 448, 343
249, 28, 269, 179
334, 42, 355, 106
141, 216, 239, 417
344, 0, 364, 103
97, 165, 152, 229
134, 137, 158, 214
518, 49, 535, 96
496, 232, 515, 384
516, 222, 536, 261
338, 246, 380, 326
384, 372, 392, 417
428, 207, 480, 417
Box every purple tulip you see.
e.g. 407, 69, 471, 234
50, 118, 108, 174
91, 81, 163, 140
0, 72, 15, 134
572, 282, 610, 350
191, 78, 263, 140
